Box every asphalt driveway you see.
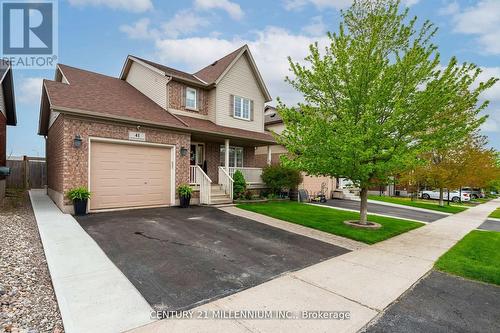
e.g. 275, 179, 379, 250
316, 199, 445, 222
365, 270, 500, 332
76, 206, 349, 311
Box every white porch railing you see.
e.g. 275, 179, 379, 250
218, 166, 234, 200
195, 165, 212, 204
228, 167, 264, 184
189, 165, 198, 185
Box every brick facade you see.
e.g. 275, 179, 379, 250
205, 142, 220, 181
46, 115, 64, 192
168, 80, 209, 115
255, 152, 283, 168
48, 115, 190, 206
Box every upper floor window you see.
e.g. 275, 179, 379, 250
186, 87, 197, 110
233, 95, 251, 120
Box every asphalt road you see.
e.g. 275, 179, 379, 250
76, 206, 349, 311
365, 270, 500, 333
316, 199, 445, 222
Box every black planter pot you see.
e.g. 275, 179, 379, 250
179, 195, 191, 208
73, 199, 88, 216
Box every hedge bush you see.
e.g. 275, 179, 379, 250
261, 165, 302, 195
233, 170, 247, 199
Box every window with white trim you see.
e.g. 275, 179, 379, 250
233, 95, 251, 120
186, 87, 197, 110
220, 146, 243, 167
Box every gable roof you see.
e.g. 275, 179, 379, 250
0, 60, 16, 126
121, 45, 272, 102
194, 45, 245, 84
39, 64, 275, 144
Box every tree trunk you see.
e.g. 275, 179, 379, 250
439, 187, 444, 207
359, 187, 368, 225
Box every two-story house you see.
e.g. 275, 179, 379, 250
38, 45, 276, 213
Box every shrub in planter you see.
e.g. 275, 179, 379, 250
177, 184, 193, 208
67, 187, 91, 216
261, 165, 303, 196
233, 170, 247, 199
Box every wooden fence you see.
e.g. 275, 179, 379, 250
6, 156, 46, 189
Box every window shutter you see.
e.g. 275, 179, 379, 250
229, 94, 234, 117
181, 86, 186, 108
250, 100, 254, 121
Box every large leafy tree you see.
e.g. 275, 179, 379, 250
277, 0, 497, 224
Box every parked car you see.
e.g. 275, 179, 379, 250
420, 190, 470, 203
461, 187, 484, 199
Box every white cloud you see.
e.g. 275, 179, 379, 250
194, 0, 244, 20
17, 77, 44, 105
68, 0, 153, 12
154, 27, 329, 105
120, 18, 159, 40
448, 0, 500, 55
438, 1, 459, 16
475, 66, 500, 134
284, 0, 419, 11
162, 10, 210, 38
302, 16, 327, 36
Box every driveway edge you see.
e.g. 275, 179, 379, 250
29, 189, 155, 333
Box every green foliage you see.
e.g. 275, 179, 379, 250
177, 184, 193, 198
237, 201, 423, 244
276, 0, 497, 223
261, 164, 303, 195
435, 230, 500, 285
67, 187, 91, 201
233, 170, 247, 199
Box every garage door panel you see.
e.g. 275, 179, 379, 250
90, 141, 172, 210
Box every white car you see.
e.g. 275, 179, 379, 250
421, 190, 470, 203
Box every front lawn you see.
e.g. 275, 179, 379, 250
368, 195, 468, 214
435, 230, 500, 285
236, 201, 423, 244
489, 208, 500, 219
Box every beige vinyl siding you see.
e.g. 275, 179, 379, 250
126, 61, 169, 109
207, 88, 216, 123
0, 84, 6, 118
266, 123, 285, 135
255, 144, 287, 155
215, 55, 265, 132
48, 110, 60, 128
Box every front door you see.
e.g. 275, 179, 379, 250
190, 143, 205, 168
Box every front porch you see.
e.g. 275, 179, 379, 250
187, 137, 272, 205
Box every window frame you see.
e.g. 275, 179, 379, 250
186, 87, 197, 110
220, 145, 244, 168
233, 95, 251, 121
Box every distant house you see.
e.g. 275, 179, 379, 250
38, 45, 278, 213
255, 106, 337, 198
0, 61, 17, 203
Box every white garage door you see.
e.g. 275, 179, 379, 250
90, 141, 172, 210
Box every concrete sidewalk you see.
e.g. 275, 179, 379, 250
29, 190, 154, 333
130, 199, 499, 333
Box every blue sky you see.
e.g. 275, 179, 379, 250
7, 0, 500, 157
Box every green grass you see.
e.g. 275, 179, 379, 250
435, 230, 500, 285
236, 201, 423, 244
368, 195, 469, 214
489, 208, 500, 219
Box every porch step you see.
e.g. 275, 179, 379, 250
209, 184, 232, 205
210, 197, 233, 205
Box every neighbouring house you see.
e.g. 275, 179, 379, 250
255, 106, 337, 198
0, 60, 17, 204
38, 45, 277, 213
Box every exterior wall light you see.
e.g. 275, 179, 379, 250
180, 146, 188, 156
73, 135, 83, 148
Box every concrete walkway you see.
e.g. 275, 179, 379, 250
29, 190, 154, 333
130, 199, 499, 333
